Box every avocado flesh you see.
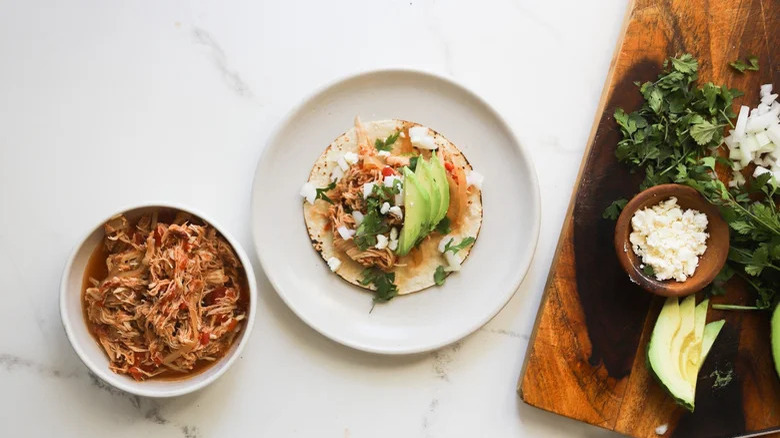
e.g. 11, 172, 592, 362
430, 156, 450, 225
647, 296, 725, 412
397, 167, 430, 256
771, 303, 780, 380
415, 159, 439, 230
681, 300, 708, 384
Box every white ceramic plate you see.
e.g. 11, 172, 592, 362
251, 69, 539, 354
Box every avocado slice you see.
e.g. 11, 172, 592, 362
397, 167, 430, 256
647, 296, 725, 412
415, 159, 439, 230
430, 156, 450, 226
700, 319, 724, 362
681, 300, 708, 384
771, 302, 780, 380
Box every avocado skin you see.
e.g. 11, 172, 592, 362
772, 302, 780, 381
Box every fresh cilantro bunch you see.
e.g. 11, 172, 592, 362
608, 53, 779, 309
613, 53, 742, 192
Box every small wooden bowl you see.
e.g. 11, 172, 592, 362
614, 184, 729, 297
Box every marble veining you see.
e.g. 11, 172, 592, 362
192, 27, 254, 98
0, 353, 80, 379
430, 341, 462, 382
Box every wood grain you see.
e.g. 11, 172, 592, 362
518, 0, 780, 437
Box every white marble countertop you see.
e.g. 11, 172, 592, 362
0, 1, 628, 436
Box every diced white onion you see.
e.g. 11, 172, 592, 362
383, 175, 401, 188
300, 182, 316, 204
466, 170, 485, 189
761, 93, 778, 106
327, 257, 342, 272
746, 107, 780, 133
734, 105, 749, 139
754, 166, 771, 178
409, 126, 438, 150
351, 210, 364, 226
388, 239, 398, 251
331, 166, 344, 182
766, 123, 780, 147
760, 84, 773, 97
362, 182, 376, 199
337, 156, 349, 171
380, 202, 390, 214
388, 206, 403, 219
337, 226, 355, 240
343, 152, 359, 165
444, 251, 461, 272
377, 150, 391, 157
390, 227, 398, 241
375, 234, 389, 250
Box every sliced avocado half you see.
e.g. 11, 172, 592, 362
397, 167, 430, 256
647, 296, 725, 411
429, 156, 450, 226
415, 159, 439, 230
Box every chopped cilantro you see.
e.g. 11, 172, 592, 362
642, 264, 656, 277
729, 55, 759, 73
434, 265, 447, 286
444, 237, 476, 254
409, 156, 419, 171
361, 267, 398, 305
434, 217, 451, 234
602, 199, 628, 220
315, 181, 336, 204
375, 131, 400, 152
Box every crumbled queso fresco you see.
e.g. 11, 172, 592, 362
629, 197, 709, 282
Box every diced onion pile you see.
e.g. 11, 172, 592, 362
724, 84, 780, 186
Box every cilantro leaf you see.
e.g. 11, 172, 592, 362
444, 237, 476, 254
642, 264, 656, 277
315, 181, 337, 204
670, 54, 697, 73
361, 268, 398, 305
434, 265, 446, 286
689, 119, 721, 145
729, 60, 748, 73
603, 198, 628, 220
746, 55, 759, 71
374, 131, 400, 152
409, 156, 419, 171
434, 217, 451, 234
729, 55, 759, 73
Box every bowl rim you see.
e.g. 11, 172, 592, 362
59, 201, 257, 397
613, 184, 730, 297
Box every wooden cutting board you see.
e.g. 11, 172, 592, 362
518, 0, 779, 437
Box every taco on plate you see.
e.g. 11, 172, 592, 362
300, 117, 483, 304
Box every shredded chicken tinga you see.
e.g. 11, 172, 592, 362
83, 212, 248, 381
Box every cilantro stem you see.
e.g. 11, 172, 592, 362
719, 109, 735, 129
711, 304, 760, 311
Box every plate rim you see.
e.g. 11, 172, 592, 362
250, 67, 541, 354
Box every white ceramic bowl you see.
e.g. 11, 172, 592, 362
60, 203, 257, 397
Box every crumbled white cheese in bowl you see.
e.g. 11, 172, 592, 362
629, 197, 709, 282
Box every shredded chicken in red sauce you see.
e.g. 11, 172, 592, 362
83, 212, 247, 381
